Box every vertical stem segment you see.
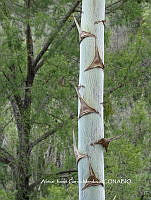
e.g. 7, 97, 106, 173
78, 0, 105, 200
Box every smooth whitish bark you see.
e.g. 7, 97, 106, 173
78, 0, 105, 200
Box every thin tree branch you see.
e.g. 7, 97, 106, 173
28, 123, 64, 152
0, 157, 11, 165
32, 0, 81, 70
106, 0, 128, 15
50, 22, 76, 56
106, 0, 124, 9
34, 21, 76, 73
0, 147, 14, 160
0, 147, 16, 168
9, 96, 24, 136
56, 169, 77, 175
35, 21, 76, 72
0, 117, 13, 132
105, 83, 124, 95
34, 59, 44, 73
2, 71, 23, 109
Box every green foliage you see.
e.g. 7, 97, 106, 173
0, 0, 150, 200
39, 184, 78, 200
0, 189, 15, 200
108, 0, 143, 26
104, 97, 151, 199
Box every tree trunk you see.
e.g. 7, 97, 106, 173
15, 107, 31, 200
78, 0, 105, 200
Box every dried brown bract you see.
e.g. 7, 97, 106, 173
73, 15, 96, 43
82, 164, 104, 190
73, 129, 88, 164
91, 135, 123, 152
85, 42, 104, 71
94, 20, 106, 26
80, 31, 96, 43
74, 86, 99, 118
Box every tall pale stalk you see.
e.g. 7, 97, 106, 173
74, 0, 105, 200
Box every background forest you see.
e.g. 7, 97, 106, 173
0, 0, 150, 200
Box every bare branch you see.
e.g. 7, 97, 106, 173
56, 169, 77, 175
0, 147, 16, 168
106, 0, 124, 9
0, 117, 13, 132
32, 0, 81, 69
9, 96, 24, 136
106, 0, 128, 14
0, 157, 11, 165
2, 70, 23, 109
105, 83, 124, 95
34, 21, 76, 72
0, 147, 14, 160
34, 59, 44, 74
28, 123, 64, 152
